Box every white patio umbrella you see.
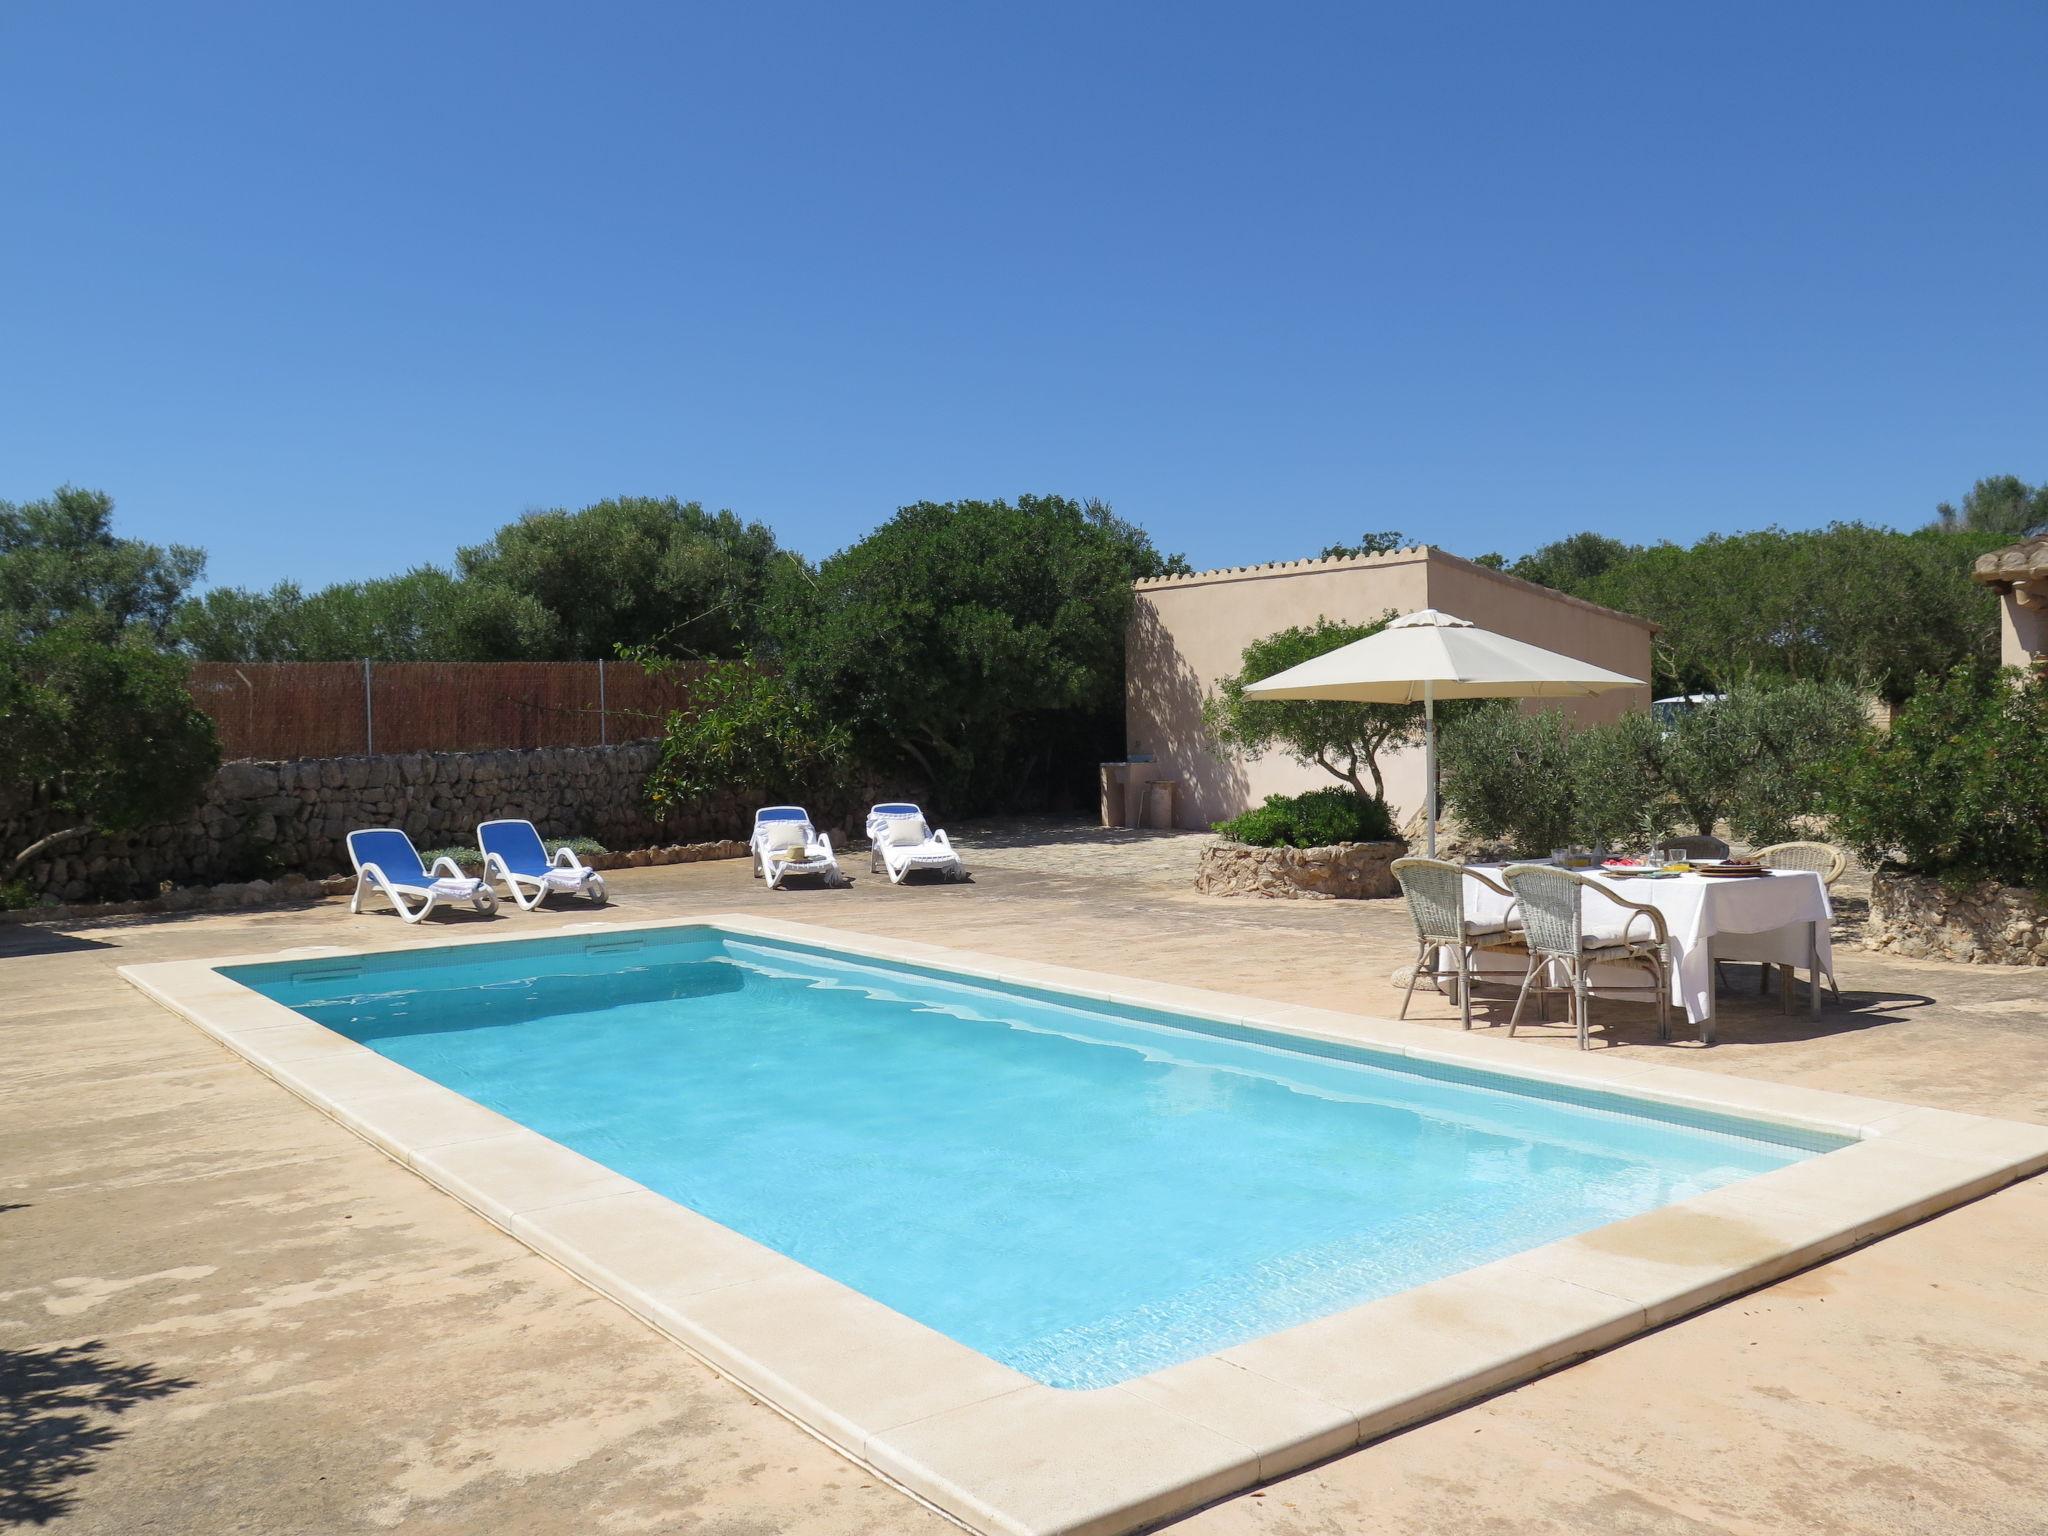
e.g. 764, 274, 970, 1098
1242, 609, 1645, 856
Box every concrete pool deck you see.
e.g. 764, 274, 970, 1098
6, 819, 2048, 1534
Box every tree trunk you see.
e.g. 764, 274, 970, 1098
1313, 750, 1373, 801
9, 824, 93, 876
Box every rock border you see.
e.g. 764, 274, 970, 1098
1865, 869, 2048, 966
0, 839, 751, 927
1194, 838, 1408, 900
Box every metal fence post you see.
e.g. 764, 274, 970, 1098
362, 658, 374, 755
598, 658, 608, 747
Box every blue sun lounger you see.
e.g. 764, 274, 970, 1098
477, 819, 608, 911
346, 827, 497, 924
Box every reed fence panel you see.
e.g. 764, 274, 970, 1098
187, 660, 709, 761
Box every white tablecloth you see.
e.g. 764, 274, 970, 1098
1462, 867, 1833, 1025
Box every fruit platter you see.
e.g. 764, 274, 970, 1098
1600, 856, 1691, 879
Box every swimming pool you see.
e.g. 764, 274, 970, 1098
130, 915, 2048, 1536
223, 925, 1843, 1390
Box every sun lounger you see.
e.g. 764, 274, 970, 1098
477, 819, 608, 911
864, 803, 966, 884
751, 806, 844, 890
346, 827, 497, 924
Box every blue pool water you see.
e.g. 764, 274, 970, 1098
225, 927, 1843, 1389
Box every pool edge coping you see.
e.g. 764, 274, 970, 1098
117, 913, 2048, 1536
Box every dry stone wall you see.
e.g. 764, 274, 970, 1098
1194, 838, 1407, 899
1866, 870, 2048, 966
11, 742, 757, 903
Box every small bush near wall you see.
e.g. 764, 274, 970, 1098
420, 836, 608, 877
1829, 666, 2048, 893
1215, 788, 1395, 849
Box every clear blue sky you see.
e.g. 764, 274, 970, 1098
4, 2, 2043, 591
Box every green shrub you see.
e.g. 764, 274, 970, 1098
1441, 683, 1870, 855
1214, 788, 1395, 848
1572, 681, 1871, 847
2, 621, 221, 884
632, 655, 854, 816
420, 836, 607, 877
1436, 706, 1582, 854
1828, 667, 2048, 891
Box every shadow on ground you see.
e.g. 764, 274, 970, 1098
955, 814, 1205, 851
1447, 970, 1935, 1050
0, 1339, 194, 1526
0, 929, 120, 959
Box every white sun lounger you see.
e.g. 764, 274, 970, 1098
347, 827, 497, 924
477, 819, 608, 911
751, 806, 845, 890
865, 802, 966, 884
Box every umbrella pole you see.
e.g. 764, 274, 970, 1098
1424, 681, 1437, 857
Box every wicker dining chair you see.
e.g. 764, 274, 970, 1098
1751, 841, 1848, 886
1750, 841, 1847, 1000
1390, 858, 1532, 1031
1501, 864, 1671, 1050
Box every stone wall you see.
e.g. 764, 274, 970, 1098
1193, 838, 1407, 900
1866, 870, 2048, 966
9, 742, 760, 903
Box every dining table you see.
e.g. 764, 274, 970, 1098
1459, 863, 1834, 1045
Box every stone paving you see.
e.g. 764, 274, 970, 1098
3, 818, 2045, 1535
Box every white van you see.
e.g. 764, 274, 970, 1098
1651, 693, 1727, 730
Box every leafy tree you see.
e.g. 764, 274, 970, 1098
1564, 712, 1671, 850
175, 496, 778, 662
764, 495, 1182, 809
1509, 493, 2017, 701
633, 654, 853, 815
1318, 530, 1407, 560
168, 581, 309, 660
1, 622, 221, 880
172, 566, 559, 661
1574, 683, 1870, 846
1, 486, 204, 642
1509, 531, 1635, 594
1576, 524, 2002, 701
1436, 705, 1583, 855
1828, 666, 2048, 891
456, 496, 782, 659
1932, 475, 2048, 539
1443, 684, 1869, 855
1201, 615, 1420, 803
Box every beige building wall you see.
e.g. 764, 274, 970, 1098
1125, 547, 1656, 831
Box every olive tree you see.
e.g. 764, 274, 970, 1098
1201, 615, 1419, 804
1442, 684, 1870, 856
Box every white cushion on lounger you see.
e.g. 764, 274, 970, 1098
884, 816, 930, 848
763, 821, 811, 852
